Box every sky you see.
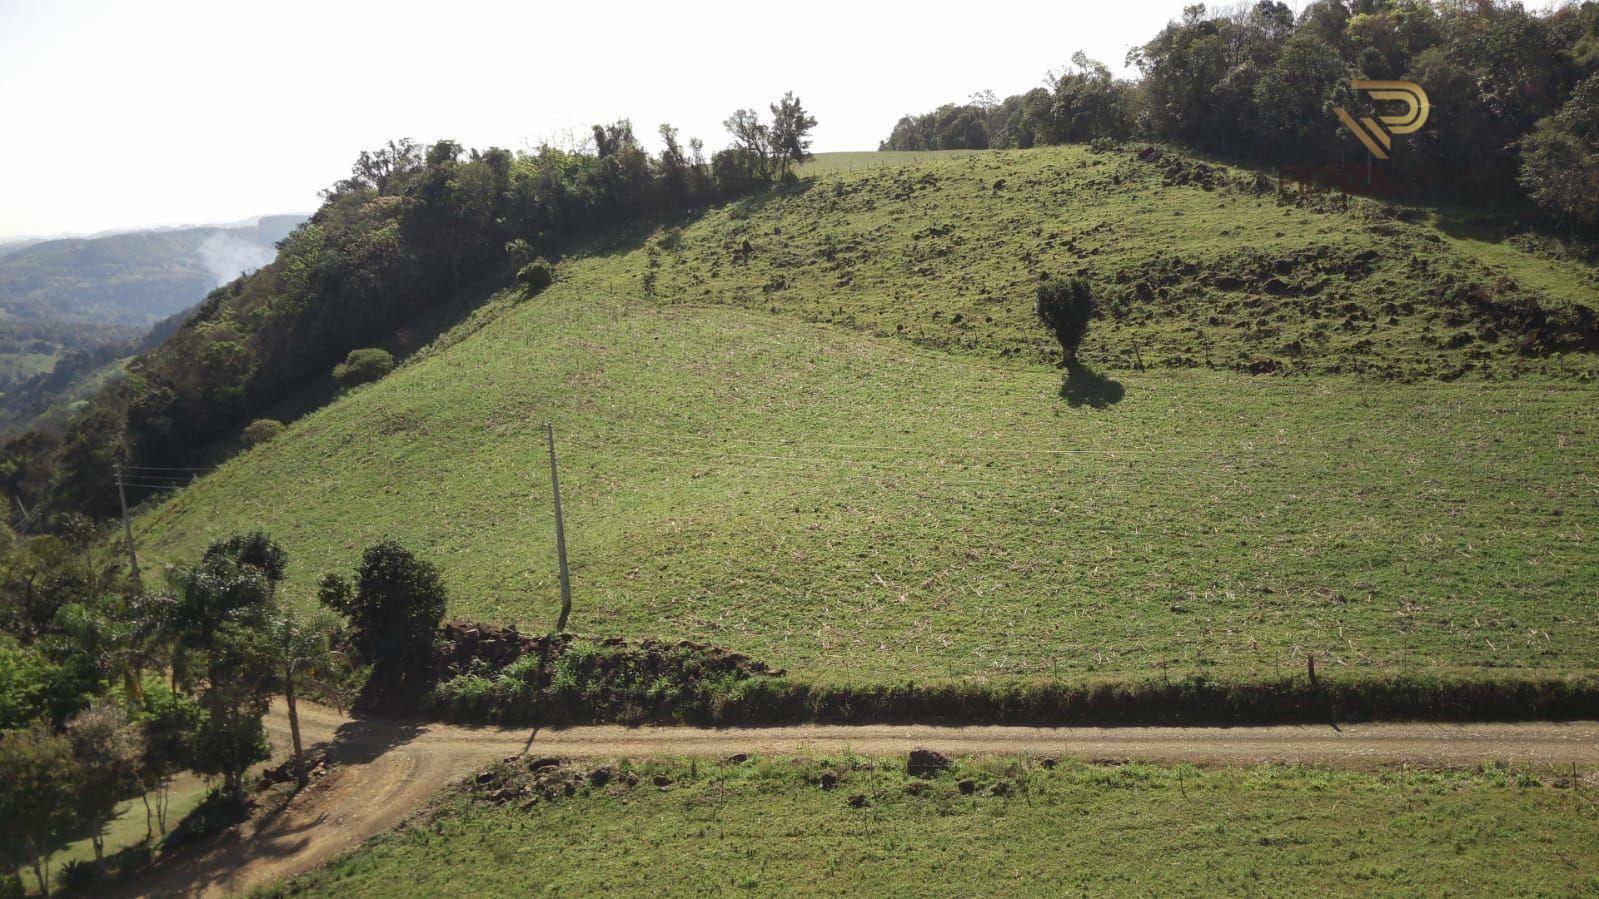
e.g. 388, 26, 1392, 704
0, 0, 1216, 239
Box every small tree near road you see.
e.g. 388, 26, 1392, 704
319, 541, 446, 696
66, 699, 145, 871
267, 607, 340, 787
133, 679, 202, 839
1035, 276, 1097, 369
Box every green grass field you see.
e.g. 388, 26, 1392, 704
267, 757, 1599, 897
133, 145, 1598, 686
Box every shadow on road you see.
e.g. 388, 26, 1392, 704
321, 717, 428, 766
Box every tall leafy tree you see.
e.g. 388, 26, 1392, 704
153, 534, 282, 799
722, 108, 773, 180
187, 619, 273, 800
1520, 72, 1599, 226
0, 722, 82, 894
768, 92, 819, 177
65, 699, 145, 871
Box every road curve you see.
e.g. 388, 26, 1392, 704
120, 702, 1599, 897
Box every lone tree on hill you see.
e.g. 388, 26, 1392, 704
723, 92, 818, 182
1035, 276, 1096, 369
768, 91, 818, 178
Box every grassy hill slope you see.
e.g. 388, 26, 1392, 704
662, 146, 1597, 379
132, 146, 1597, 685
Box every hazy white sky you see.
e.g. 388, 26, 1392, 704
0, 0, 1206, 239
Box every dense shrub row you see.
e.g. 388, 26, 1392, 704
424, 628, 777, 726
425, 631, 1599, 727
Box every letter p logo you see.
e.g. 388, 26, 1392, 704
1336, 81, 1430, 160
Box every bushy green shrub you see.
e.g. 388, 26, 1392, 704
1035, 276, 1096, 368
431, 674, 497, 719
427, 653, 1599, 729
427, 637, 773, 726
516, 258, 554, 295
332, 348, 394, 389
503, 238, 535, 268
203, 531, 289, 582
161, 790, 249, 852
57, 859, 100, 895
242, 418, 284, 447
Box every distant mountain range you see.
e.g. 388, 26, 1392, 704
0, 214, 307, 326
0, 214, 309, 436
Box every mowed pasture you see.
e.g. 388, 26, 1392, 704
271, 757, 1599, 897
131, 274, 1597, 683
664, 146, 1599, 380
132, 146, 1597, 685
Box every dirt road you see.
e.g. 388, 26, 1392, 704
123, 703, 1599, 897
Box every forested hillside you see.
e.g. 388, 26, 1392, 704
0, 99, 818, 520
882, 1, 1599, 225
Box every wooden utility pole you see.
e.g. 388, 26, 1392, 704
114, 464, 142, 587
546, 422, 572, 632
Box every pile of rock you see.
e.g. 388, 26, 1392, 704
256, 750, 333, 789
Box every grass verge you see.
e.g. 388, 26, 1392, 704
264, 755, 1599, 897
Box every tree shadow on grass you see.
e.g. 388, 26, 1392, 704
1058, 363, 1125, 408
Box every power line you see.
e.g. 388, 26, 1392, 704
123, 465, 213, 473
